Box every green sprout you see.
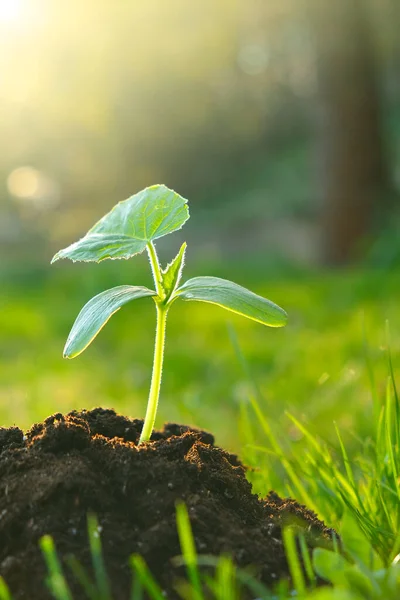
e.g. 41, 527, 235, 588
52, 185, 287, 443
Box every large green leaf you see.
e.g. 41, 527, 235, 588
63, 285, 156, 358
52, 185, 189, 263
175, 276, 287, 327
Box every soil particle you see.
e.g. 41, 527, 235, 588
0, 408, 335, 599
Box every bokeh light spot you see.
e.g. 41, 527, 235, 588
7, 166, 40, 199
7, 166, 60, 210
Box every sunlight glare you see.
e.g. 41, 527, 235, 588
0, 0, 22, 23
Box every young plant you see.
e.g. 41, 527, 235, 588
52, 185, 287, 443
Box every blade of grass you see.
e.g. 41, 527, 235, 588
386, 320, 400, 449
376, 406, 386, 476
87, 514, 111, 600
282, 527, 306, 597
215, 555, 236, 600
173, 555, 272, 600
130, 555, 165, 600
0, 578, 11, 600
130, 572, 144, 600
175, 502, 202, 600
384, 380, 400, 500
298, 532, 316, 588
65, 555, 98, 600
40, 535, 73, 600
332, 532, 340, 554
334, 423, 357, 491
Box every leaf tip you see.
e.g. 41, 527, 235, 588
63, 342, 75, 359
271, 310, 288, 328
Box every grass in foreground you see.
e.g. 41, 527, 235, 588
1, 338, 399, 599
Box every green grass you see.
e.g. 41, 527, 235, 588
1, 264, 399, 452
1, 264, 400, 597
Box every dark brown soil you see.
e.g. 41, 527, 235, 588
0, 408, 335, 599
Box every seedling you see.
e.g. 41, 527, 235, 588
52, 185, 287, 443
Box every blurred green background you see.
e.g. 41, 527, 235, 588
1, 0, 400, 453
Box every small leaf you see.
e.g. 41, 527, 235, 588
161, 242, 186, 298
313, 549, 375, 596
175, 276, 287, 327
313, 548, 350, 584
64, 285, 156, 358
52, 185, 189, 263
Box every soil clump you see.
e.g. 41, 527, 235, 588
0, 408, 335, 599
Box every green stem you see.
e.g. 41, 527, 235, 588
140, 241, 169, 443
147, 241, 164, 299
139, 302, 168, 444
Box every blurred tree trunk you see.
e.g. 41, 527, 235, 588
311, 0, 389, 265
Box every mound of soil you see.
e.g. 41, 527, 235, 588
0, 408, 335, 599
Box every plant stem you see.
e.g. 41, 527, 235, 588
147, 241, 164, 299
140, 241, 168, 443
139, 302, 168, 444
